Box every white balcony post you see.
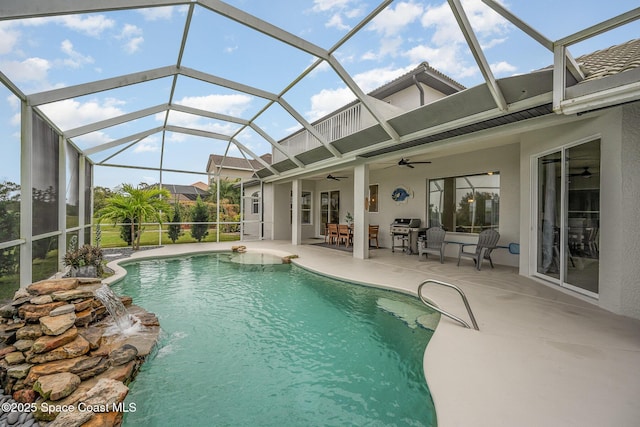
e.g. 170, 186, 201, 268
291, 179, 301, 245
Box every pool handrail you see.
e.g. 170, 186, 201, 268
417, 279, 480, 331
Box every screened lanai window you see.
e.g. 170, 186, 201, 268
428, 172, 500, 233
32, 114, 59, 236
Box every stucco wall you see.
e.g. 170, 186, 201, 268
620, 103, 640, 318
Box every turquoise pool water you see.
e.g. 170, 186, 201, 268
112, 253, 438, 426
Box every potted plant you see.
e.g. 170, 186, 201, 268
63, 244, 104, 277
345, 212, 354, 227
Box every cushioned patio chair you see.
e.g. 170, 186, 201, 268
457, 229, 500, 271
418, 226, 446, 263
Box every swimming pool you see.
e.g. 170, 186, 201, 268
112, 252, 438, 426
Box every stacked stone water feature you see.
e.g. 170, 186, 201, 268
0, 277, 160, 426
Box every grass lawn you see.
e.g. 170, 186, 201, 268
97, 224, 240, 248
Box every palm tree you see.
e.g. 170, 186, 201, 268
97, 184, 171, 250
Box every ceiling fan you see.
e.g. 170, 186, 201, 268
570, 166, 593, 178
398, 158, 432, 168
326, 174, 348, 181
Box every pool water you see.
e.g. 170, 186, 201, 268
112, 253, 438, 426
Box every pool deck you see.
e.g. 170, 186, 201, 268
107, 241, 640, 427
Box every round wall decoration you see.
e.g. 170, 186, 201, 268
391, 186, 412, 203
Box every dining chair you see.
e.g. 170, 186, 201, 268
337, 224, 351, 247
368, 225, 379, 248
327, 223, 338, 245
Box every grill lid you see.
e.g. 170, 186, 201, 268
390, 218, 421, 227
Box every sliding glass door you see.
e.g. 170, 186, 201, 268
536, 139, 600, 296
320, 191, 340, 236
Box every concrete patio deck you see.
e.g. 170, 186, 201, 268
106, 240, 640, 427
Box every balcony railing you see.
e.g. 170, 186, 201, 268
274, 103, 376, 163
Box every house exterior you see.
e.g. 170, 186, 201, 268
248, 40, 640, 320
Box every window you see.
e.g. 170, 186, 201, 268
251, 191, 260, 214
290, 191, 312, 225
369, 184, 378, 213
301, 191, 311, 225
428, 172, 500, 233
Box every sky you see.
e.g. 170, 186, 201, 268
1, 0, 638, 189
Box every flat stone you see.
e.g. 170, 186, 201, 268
74, 298, 94, 312
13, 339, 34, 352
12, 288, 31, 301
81, 411, 122, 427
50, 304, 76, 317
136, 312, 160, 327
34, 372, 81, 401
32, 327, 78, 354
24, 356, 89, 386
0, 304, 18, 318
0, 344, 16, 357
7, 363, 33, 379
109, 344, 138, 366
72, 357, 111, 381
27, 335, 90, 364
19, 302, 66, 322
5, 351, 26, 365
13, 388, 37, 403
119, 296, 133, 307
79, 326, 103, 350
16, 324, 43, 340
51, 289, 95, 302
81, 378, 129, 407
27, 278, 79, 296
30, 295, 53, 305
74, 308, 94, 328
48, 408, 94, 427
40, 312, 77, 336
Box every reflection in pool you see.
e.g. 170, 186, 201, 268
113, 253, 438, 426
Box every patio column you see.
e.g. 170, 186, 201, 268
291, 179, 301, 245
353, 164, 369, 259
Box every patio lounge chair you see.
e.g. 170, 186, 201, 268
457, 229, 500, 271
418, 226, 446, 263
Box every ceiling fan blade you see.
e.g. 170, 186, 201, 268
398, 157, 430, 167
407, 164, 415, 168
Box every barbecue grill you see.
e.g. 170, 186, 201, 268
390, 218, 426, 254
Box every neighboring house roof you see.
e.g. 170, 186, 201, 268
577, 38, 640, 82
163, 184, 209, 201
206, 154, 272, 173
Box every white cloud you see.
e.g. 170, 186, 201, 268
21, 15, 116, 37
60, 39, 94, 68
137, 6, 176, 21
174, 94, 253, 117
311, 0, 364, 31
326, 13, 350, 31
369, 2, 424, 37
39, 98, 126, 131
0, 57, 51, 84
0, 23, 20, 55
307, 87, 356, 122
413, 0, 513, 80
118, 24, 144, 54
491, 61, 516, 75
312, 0, 352, 13
133, 140, 160, 153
